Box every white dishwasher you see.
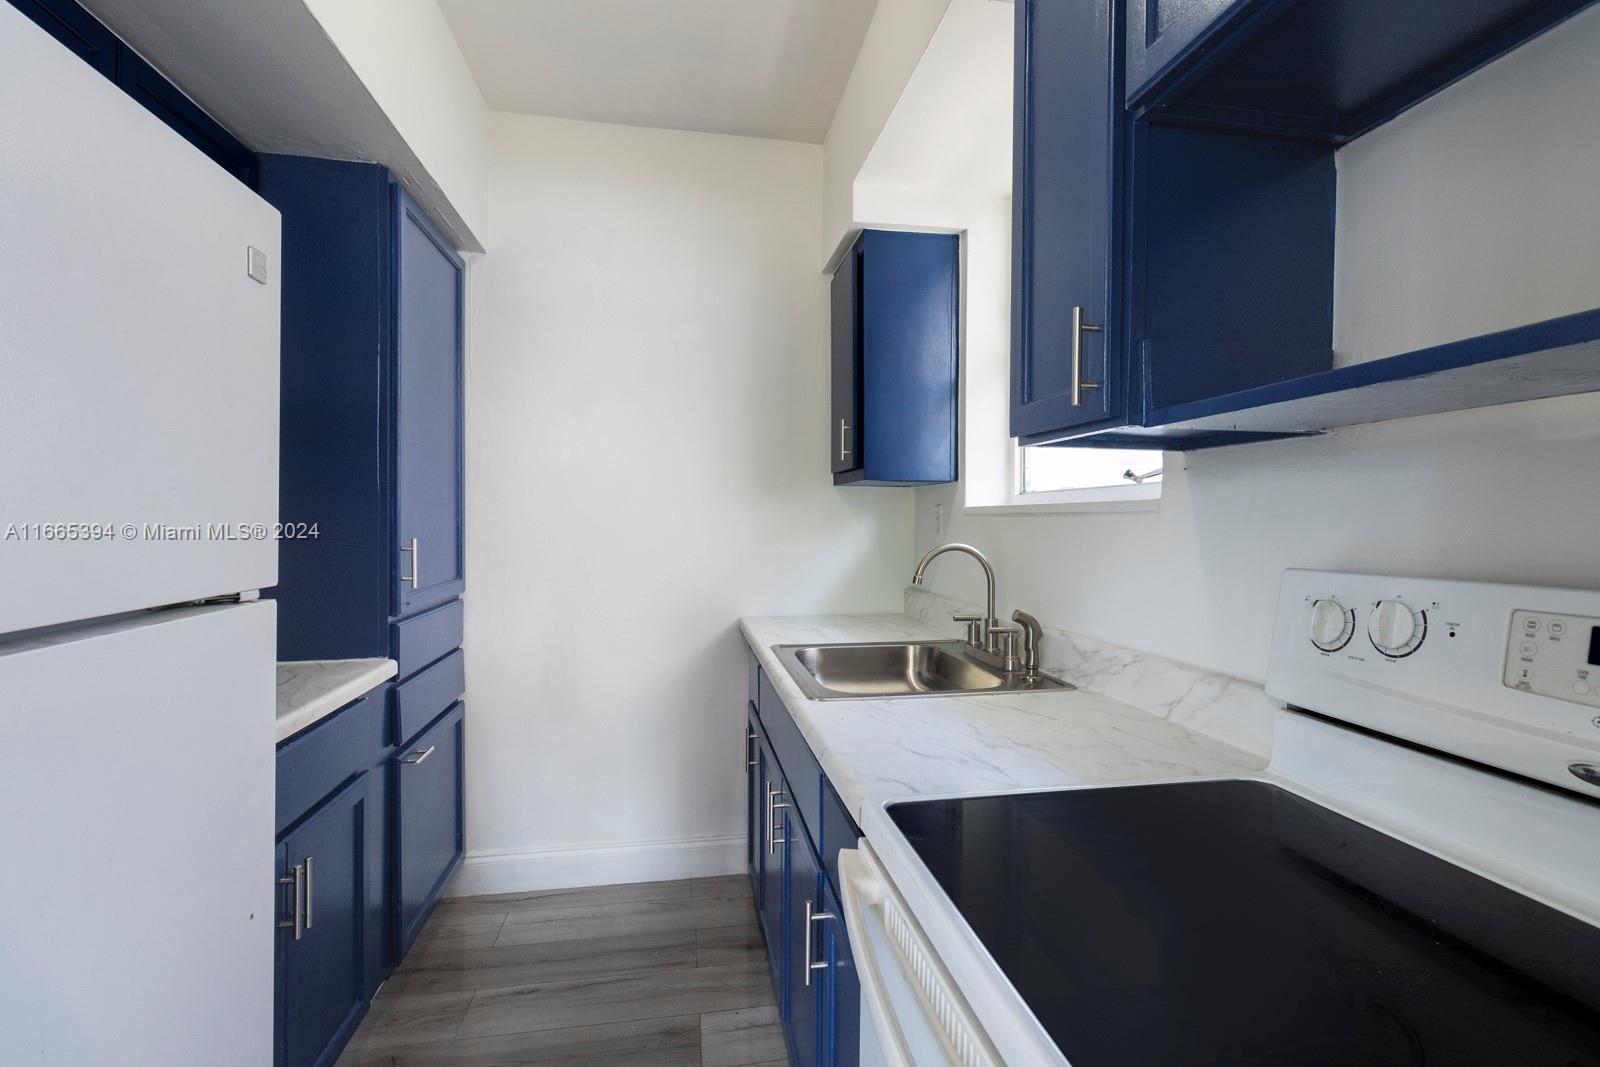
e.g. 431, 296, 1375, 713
838, 843, 1002, 1067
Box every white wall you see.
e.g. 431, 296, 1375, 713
303, 0, 490, 246
820, 0, 952, 265
1333, 5, 1600, 364
914, 8, 1600, 686
852, 0, 1015, 506
460, 113, 913, 893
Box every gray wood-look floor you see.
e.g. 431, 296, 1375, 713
337, 875, 786, 1067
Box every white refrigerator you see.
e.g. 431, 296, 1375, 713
0, 6, 279, 1064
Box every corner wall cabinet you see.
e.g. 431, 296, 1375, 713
1013, 0, 1600, 451
746, 646, 862, 1067
831, 229, 959, 485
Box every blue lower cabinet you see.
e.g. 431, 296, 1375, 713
393, 702, 466, 956
820, 877, 860, 1067
757, 735, 787, 995
746, 651, 861, 1067
276, 772, 373, 1067
787, 829, 825, 1067
276, 694, 467, 1066
746, 705, 763, 902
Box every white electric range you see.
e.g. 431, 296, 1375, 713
840, 570, 1600, 1066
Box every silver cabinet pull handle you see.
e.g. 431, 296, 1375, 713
277, 862, 306, 941
401, 537, 420, 590
746, 726, 758, 768
304, 855, 314, 930
1070, 305, 1102, 406
839, 418, 851, 462
767, 782, 788, 855
403, 745, 436, 765
804, 899, 836, 986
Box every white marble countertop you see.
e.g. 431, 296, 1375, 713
739, 612, 1267, 828
742, 611, 1272, 1064
276, 658, 397, 743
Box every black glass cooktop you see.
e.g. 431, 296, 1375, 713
889, 780, 1600, 1066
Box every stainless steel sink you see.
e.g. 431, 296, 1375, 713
772, 641, 1073, 701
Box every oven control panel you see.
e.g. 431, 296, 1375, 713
1268, 570, 1600, 799
1504, 609, 1600, 709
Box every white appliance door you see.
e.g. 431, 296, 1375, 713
839, 844, 1003, 1067
0, 601, 275, 1066
0, 5, 279, 634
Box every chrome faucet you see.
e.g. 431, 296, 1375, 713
912, 542, 1028, 673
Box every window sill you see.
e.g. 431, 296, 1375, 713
965, 483, 1161, 516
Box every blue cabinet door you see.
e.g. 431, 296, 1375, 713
787, 829, 824, 1067
394, 190, 465, 617
277, 772, 372, 1067
830, 236, 863, 476
747, 704, 764, 904
757, 735, 788, 997
1011, 0, 1127, 441
820, 877, 860, 1067
831, 230, 958, 485
393, 702, 466, 957
1125, 0, 1248, 104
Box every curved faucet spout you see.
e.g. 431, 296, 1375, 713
911, 542, 998, 631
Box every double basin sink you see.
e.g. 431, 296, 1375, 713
774, 640, 1072, 701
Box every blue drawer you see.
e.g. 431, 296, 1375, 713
275, 691, 385, 837
758, 668, 823, 851
392, 647, 464, 747
392, 598, 463, 681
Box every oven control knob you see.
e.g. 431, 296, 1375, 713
1308, 599, 1355, 652
1368, 599, 1425, 657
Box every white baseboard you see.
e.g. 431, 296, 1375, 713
444, 833, 746, 898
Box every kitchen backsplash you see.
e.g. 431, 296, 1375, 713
905, 585, 1276, 759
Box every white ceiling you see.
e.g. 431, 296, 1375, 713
437, 0, 880, 143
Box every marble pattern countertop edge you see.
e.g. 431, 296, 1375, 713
739, 609, 1271, 830
276, 657, 398, 744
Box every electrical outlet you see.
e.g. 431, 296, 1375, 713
934, 503, 945, 539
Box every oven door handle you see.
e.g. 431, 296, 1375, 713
838, 845, 1000, 1067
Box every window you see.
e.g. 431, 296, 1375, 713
1018, 445, 1163, 495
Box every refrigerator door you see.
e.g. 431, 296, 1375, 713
0, 6, 279, 635
0, 601, 275, 1066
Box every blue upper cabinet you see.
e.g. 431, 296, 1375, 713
1128, 0, 1598, 139
1125, 0, 1248, 105
831, 230, 958, 486
1018, 0, 1600, 450
1010, 0, 1131, 444
261, 156, 466, 660
394, 192, 466, 616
